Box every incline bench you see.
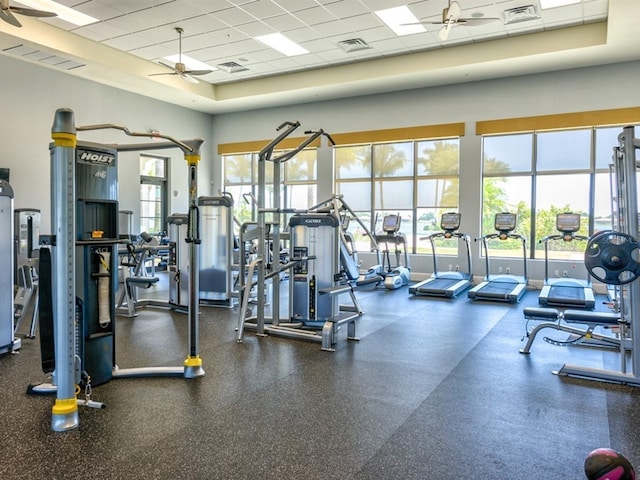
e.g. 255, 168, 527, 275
520, 307, 623, 354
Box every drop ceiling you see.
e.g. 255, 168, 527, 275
0, 0, 635, 114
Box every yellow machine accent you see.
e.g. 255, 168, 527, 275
52, 398, 78, 415
52, 132, 77, 148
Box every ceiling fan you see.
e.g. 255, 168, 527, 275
408, 1, 501, 41
149, 27, 213, 84
0, 0, 57, 28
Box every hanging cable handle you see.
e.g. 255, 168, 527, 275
185, 203, 201, 245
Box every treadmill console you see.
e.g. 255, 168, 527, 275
556, 213, 581, 240
440, 212, 461, 238
495, 212, 517, 233
382, 214, 401, 234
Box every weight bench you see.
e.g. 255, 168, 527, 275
519, 307, 623, 354
116, 270, 161, 317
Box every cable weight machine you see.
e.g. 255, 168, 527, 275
34, 108, 206, 432
548, 126, 640, 386
236, 122, 362, 351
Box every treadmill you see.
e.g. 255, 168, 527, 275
409, 212, 472, 298
468, 212, 528, 303
537, 212, 595, 309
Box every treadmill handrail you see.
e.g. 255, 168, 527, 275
428, 231, 472, 277
476, 232, 527, 281
540, 233, 590, 283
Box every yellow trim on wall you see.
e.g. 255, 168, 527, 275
217, 123, 465, 154
331, 123, 465, 145
476, 107, 640, 135
217, 137, 321, 155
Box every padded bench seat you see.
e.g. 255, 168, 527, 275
563, 309, 620, 325
126, 276, 159, 287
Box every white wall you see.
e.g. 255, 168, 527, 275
210, 60, 640, 282
5, 49, 640, 282
0, 54, 214, 234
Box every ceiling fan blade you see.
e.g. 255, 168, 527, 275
439, 23, 452, 41
1, 8, 22, 27
448, 1, 462, 21
184, 69, 213, 76
459, 17, 501, 26
180, 73, 199, 84
11, 6, 56, 18
148, 72, 178, 77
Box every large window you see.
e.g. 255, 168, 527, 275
335, 137, 460, 254
481, 126, 635, 260
223, 149, 318, 230
139, 155, 167, 235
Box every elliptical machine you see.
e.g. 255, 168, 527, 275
374, 214, 411, 289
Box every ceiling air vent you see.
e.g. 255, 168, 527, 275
338, 38, 371, 53
3, 43, 85, 70
502, 5, 540, 24
217, 61, 248, 73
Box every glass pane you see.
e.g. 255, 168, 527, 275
374, 209, 414, 253
285, 149, 316, 182
595, 126, 622, 170
482, 176, 531, 255
373, 142, 413, 177
416, 208, 460, 254
139, 156, 165, 178
536, 129, 590, 172
343, 210, 373, 254
416, 177, 458, 208
483, 134, 532, 174
416, 139, 459, 175
285, 184, 317, 210
534, 173, 590, 260
224, 154, 253, 183
224, 185, 255, 227
335, 181, 371, 211
373, 179, 413, 210
593, 172, 612, 232
335, 145, 371, 179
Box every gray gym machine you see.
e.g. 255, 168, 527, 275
198, 193, 236, 306
521, 126, 640, 386
13, 207, 40, 339
167, 213, 189, 310
0, 180, 21, 355
33, 108, 205, 432
409, 212, 473, 298
236, 121, 362, 351
537, 212, 595, 309
468, 212, 528, 303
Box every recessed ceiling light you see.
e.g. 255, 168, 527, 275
15, 0, 99, 26
163, 54, 216, 72
539, 0, 581, 9
255, 33, 308, 57
375, 6, 425, 36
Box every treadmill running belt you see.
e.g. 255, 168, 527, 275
548, 285, 585, 301
478, 282, 516, 295
417, 278, 458, 291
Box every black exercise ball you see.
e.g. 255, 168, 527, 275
584, 448, 636, 480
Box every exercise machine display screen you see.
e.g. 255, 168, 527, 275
382, 214, 401, 233
556, 213, 580, 233
494, 213, 516, 232
440, 212, 461, 231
